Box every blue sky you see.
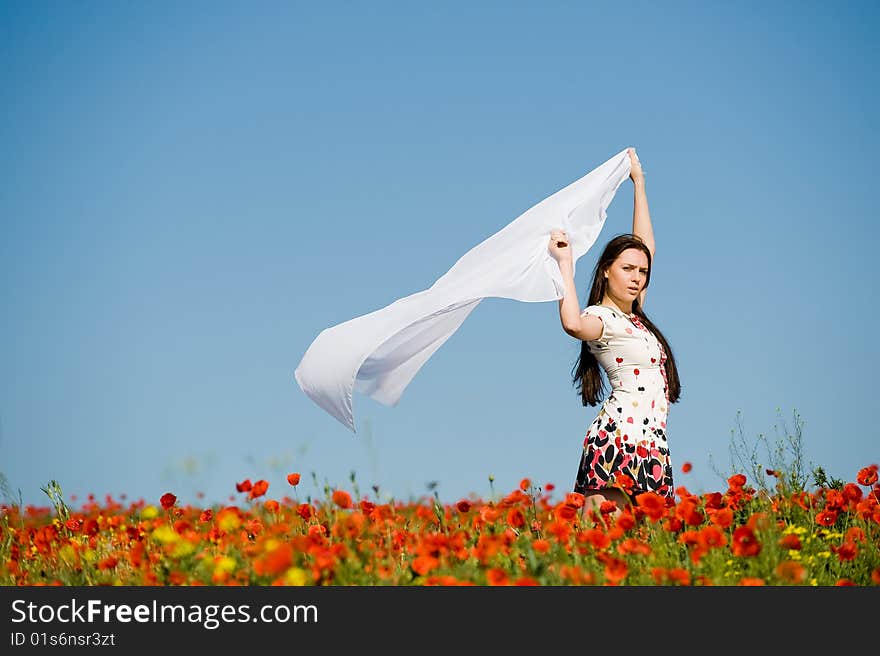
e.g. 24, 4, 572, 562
1, 1, 877, 509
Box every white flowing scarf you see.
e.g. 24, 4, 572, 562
294, 147, 633, 432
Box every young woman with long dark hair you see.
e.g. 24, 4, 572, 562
548, 148, 682, 518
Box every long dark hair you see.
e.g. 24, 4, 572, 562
572, 233, 681, 407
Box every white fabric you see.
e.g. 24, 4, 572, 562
294, 147, 634, 432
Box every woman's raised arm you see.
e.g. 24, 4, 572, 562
628, 148, 656, 257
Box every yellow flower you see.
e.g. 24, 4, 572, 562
59, 544, 76, 564
152, 525, 178, 544
810, 578, 818, 586
817, 551, 831, 558
172, 540, 195, 558
284, 567, 309, 586
214, 556, 237, 575
141, 505, 159, 520
218, 509, 241, 532
264, 538, 281, 553
787, 550, 801, 560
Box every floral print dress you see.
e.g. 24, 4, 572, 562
574, 304, 675, 501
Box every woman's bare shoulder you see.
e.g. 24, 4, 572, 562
569, 306, 612, 341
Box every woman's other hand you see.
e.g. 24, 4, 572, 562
628, 147, 645, 183
548, 229, 571, 263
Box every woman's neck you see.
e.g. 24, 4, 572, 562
600, 296, 633, 315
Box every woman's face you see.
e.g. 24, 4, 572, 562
605, 248, 649, 299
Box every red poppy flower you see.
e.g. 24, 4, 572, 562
681, 462, 692, 473
778, 533, 801, 550
815, 510, 838, 527
554, 503, 578, 522
614, 472, 636, 495
519, 478, 531, 491
601, 555, 628, 583
97, 556, 119, 571
514, 577, 540, 586
264, 499, 280, 513
332, 489, 352, 509
775, 560, 806, 583
731, 526, 761, 557
507, 508, 526, 528
842, 483, 863, 504
710, 508, 734, 529
668, 568, 690, 586
616, 512, 635, 532
236, 479, 253, 493
703, 492, 723, 509
287, 473, 301, 486
249, 480, 269, 499
635, 492, 666, 521
479, 506, 501, 523
697, 526, 726, 549
502, 490, 529, 506
578, 528, 611, 550
456, 500, 471, 513
738, 577, 765, 586
651, 567, 667, 584
411, 556, 440, 576
832, 542, 858, 562
857, 465, 878, 487
565, 492, 585, 509
256, 543, 293, 576
676, 501, 704, 527
663, 516, 683, 533
486, 568, 508, 586
160, 493, 177, 510
727, 474, 747, 490
845, 526, 866, 543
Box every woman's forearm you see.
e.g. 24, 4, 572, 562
556, 259, 581, 332
632, 179, 655, 254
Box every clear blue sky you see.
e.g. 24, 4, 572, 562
2, 1, 877, 509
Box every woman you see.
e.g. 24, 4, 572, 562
548, 148, 682, 519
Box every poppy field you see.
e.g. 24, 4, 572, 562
2, 461, 879, 586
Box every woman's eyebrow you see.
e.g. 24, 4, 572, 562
623, 264, 648, 269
